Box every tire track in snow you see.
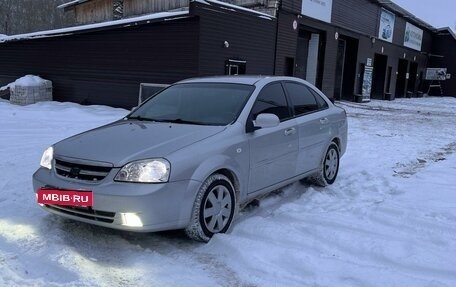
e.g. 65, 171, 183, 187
393, 142, 456, 177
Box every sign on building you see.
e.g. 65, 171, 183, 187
378, 9, 395, 42
404, 22, 423, 51
362, 65, 373, 102
301, 0, 333, 23
425, 68, 447, 81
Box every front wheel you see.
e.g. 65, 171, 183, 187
185, 174, 236, 242
309, 142, 340, 186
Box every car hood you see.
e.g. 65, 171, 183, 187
54, 120, 226, 166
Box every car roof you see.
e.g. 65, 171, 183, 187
178, 75, 268, 85
177, 75, 310, 86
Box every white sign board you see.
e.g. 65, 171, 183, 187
404, 22, 423, 51
378, 9, 395, 42
425, 68, 447, 81
301, 0, 333, 23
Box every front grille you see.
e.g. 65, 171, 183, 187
55, 159, 112, 182
45, 204, 116, 223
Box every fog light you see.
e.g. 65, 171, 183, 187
121, 213, 143, 227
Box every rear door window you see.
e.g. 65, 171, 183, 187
284, 82, 319, 116
251, 83, 292, 121
309, 88, 329, 109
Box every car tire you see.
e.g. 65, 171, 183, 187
185, 174, 237, 242
308, 142, 340, 187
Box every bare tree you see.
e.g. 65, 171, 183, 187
0, 0, 14, 34
0, 0, 75, 35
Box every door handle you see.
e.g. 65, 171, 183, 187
320, 118, 329, 124
284, 128, 296, 136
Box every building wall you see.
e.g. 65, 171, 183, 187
0, 3, 276, 108
274, 11, 298, 76
332, 0, 378, 36
277, 0, 434, 99
192, 1, 276, 76
429, 33, 456, 96
0, 18, 199, 108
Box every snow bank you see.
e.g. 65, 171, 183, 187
0, 97, 456, 286
1, 75, 53, 105
0, 75, 48, 91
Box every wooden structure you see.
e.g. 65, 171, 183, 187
1, 1, 276, 108
60, 0, 277, 24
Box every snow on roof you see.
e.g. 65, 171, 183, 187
192, 0, 275, 19
57, 0, 91, 9
0, 10, 189, 44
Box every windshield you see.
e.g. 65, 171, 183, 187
128, 83, 254, 126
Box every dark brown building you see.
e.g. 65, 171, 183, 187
0, 1, 276, 108
275, 0, 437, 101
427, 28, 456, 96
0, 0, 455, 108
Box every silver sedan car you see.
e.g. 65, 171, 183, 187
33, 76, 347, 242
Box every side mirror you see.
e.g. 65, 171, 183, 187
254, 113, 280, 129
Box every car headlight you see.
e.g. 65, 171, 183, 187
114, 159, 170, 183
40, 146, 54, 170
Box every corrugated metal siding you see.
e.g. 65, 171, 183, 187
193, 1, 276, 75
421, 30, 433, 53
332, 0, 378, 36
281, 0, 302, 13
0, 18, 199, 108
275, 11, 298, 75
393, 16, 406, 47
430, 34, 456, 96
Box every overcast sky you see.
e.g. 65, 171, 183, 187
392, 0, 456, 32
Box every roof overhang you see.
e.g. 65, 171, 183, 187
375, 0, 436, 31
436, 27, 456, 40
57, 0, 93, 10
0, 10, 191, 44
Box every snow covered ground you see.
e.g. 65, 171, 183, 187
0, 97, 455, 287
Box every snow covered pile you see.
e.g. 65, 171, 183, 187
0, 34, 7, 39
1, 75, 52, 105
0, 75, 48, 92
0, 97, 455, 286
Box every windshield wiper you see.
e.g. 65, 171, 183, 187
157, 118, 207, 125
128, 116, 208, 125
126, 115, 157, 122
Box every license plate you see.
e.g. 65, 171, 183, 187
37, 188, 93, 207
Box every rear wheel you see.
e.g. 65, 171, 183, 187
309, 142, 340, 186
185, 174, 236, 242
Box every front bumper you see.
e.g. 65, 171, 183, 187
32, 167, 201, 232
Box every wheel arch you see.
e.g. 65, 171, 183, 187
210, 168, 241, 200
331, 137, 341, 152
190, 155, 245, 201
